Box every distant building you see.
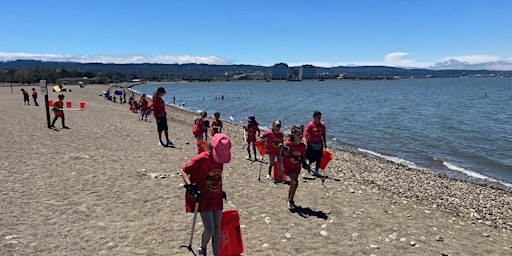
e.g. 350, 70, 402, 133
271, 63, 289, 80
288, 67, 302, 81
301, 65, 317, 79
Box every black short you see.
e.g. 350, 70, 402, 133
305, 143, 323, 162
157, 117, 168, 132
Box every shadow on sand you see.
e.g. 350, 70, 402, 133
290, 206, 329, 220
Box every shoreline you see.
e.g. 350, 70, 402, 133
129, 85, 512, 194
1, 84, 511, 255
129, 86, 512, 230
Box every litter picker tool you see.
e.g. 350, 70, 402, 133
181, 184, 203, 255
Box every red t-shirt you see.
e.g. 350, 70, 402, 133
152, 96, 166, 119
304, 120, 326, 144
282, 140, 307, 175
139, 98, 149, 111
245, 122, 259, 142
261, 130, 284, 155
182, 152, 224, 212
211, 119, 223, 136
53, 99, 64, 118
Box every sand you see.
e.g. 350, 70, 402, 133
1, 83, 511, 256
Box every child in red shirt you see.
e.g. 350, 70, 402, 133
281, 125, 308, 210
244, 115, 260, 161
180, 133, 231, 256
50, 93, 69, 129
261, 120, 284, 182
211, 112, 223, 137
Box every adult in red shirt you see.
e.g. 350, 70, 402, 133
180, 133, 231, 256
50, 93, 69, 129
282, 125, 308, 211
152, 87, 173, 147
261, 120, 284, 182
304, 111, 327, 175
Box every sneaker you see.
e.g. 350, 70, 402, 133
159, 141, 167, 147
166, 141, 174, 146
288, 199, 297, 211
198, 247, 206, 256
254, 157, 259, 162
265, 174, 271, 180
62, 126, 70, 129
246, 156, 251, 160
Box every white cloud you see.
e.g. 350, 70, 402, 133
440, 55, 500, 64
0, 52, 232, 65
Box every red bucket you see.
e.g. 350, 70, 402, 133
48, 101, 54, 107
131, 107, 136, 113
66, 102, 72, 108
319, 150, 333, 170
255, 140, 266, 155
273, 160, 287, 182
220, 209, 244, 256
80, 102, 86, 109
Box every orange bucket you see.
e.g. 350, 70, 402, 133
273, 160, 287, 182
220, 209, 244, 256
255, 140, 266, 155
319, 150, 333, 170
48, 101, 53, 107
66, 102, 72, 108
80, 102, 86, 109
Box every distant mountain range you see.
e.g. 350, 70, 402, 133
2, 60, 512, 81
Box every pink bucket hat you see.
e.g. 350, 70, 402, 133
211, 133, 231, 163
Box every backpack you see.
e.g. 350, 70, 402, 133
192, 119, 203, 136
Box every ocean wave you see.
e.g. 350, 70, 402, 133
443, 161, 512, 188
357, 148, 423, 170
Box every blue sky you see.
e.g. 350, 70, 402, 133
2, 0, 512, 69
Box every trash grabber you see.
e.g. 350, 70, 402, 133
181, 184, 203, 255
181, 201, 200, 255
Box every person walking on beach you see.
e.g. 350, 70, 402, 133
50, 93, 69, 129
304, 111, 327, 176
193, 111, 209, 153
244, 115, 260, 161
21, 89, 30, 105
180, 133, 231, 256
281, 125, 308, 210
152, 87, 173, 147
261, 120, 284, 182
211, 112, 223, 137
139, 94, 149, 121
31, 88, 39, 106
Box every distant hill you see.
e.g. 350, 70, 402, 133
1, 60, 511, 84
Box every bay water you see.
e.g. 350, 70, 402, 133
132, 78, 512, 190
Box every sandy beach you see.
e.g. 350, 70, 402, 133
1, 83, 511, 255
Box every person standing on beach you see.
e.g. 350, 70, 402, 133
193, 111, 208, 153
139, 94, 149, 121
152, 87, 173, 147
261, 120, 284, 182
211, 112, 223, 137
31, 88, 39, 106
50, 93, 69, 129
244, 115, 260, 161
21, 89, 30, 105
304, 111, 327, 176
180, 133, 231, 256
281, 125, 308, 210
